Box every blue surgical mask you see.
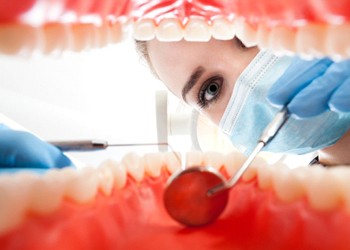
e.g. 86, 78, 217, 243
219, 50, 350, 155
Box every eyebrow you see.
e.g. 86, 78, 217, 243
181, 66, 205, 102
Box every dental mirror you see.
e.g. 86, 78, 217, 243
163, 166, 229, 227
163, 108, 290, 227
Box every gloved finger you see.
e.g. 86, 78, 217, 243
0, 124, 11, 130
267, 57, 333, 107
0, 130, 74, 169
288, 60, 350, 118
329, 78, 350, 112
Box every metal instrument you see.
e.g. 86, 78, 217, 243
163, 108, 290, 226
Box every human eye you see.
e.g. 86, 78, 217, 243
197, 76, 223, 109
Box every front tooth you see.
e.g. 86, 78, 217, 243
143, 153, 164, 177
63, 167, 99, 203
211, 18, 235, 40
108, 22, 123, 44
101, 159, 127, 190
295, 24, 327, 58
202, 151, 224, 170
133, 19, 156, 41
164, 152, 181, 173
269, 25, 296, 55
184, 18, 211, 42
223, 151, 247, 177
272, 166, 307, 203
122, 152, 145, 182
235, 18, 257, 47
186, 151, 204, 167
305, 166, 342, 211
97, 162, 115, 196
155, 18, 183, 42
325, 23, 350, 60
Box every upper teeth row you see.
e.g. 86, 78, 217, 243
133, 17, 350, 60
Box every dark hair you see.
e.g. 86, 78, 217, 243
135, 40, 159, 79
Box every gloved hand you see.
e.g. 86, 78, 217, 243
0, 124, 73, 169
267, 57, 350, 118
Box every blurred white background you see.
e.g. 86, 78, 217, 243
0, 39, 182, 165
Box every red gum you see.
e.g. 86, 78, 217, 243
1, 171, 350, 250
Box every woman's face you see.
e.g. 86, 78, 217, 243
147, 38, 259, 124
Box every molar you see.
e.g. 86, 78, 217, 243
268, 25, 296, 55
305, 166, 343, 211
295, 24, 327, 58
325, 23, 350, 60
155, 18, 183, 41
184, 18, 211, 42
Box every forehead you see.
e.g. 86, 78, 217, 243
147, 39, 234, 96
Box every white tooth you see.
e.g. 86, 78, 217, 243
143, 153, 164, 178
235, 18, 257, 47
108, 22, 123, 44
305, 166, 342, 211
184, 18, 211, 42
102, 160, 127, 189
211, 18, 235, 40
164, 152, 181, 173
186, 151, 204, 167
29, 171, 65, 214
295, 24, 327, 58
133, 19, 156, 41
223, 151, 247, 177
268, 25, 296, 55
256, 24, 269, 49
97, 162, 115, 196
155, 18, 183, 42
122, 152, 144, 182
272, 165, 307, 203
326, 166, 350, 212
326, 24, 350, 60
64, 167, 99, 204
257, 163, 274, 190
0, 173, 36, 234
202, 151, 224, 170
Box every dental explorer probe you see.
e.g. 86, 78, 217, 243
163, 107, 290, 227
50, 140, 169, 151
208, 107, 290, 196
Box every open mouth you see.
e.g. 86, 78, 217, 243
1, 1, 350, 249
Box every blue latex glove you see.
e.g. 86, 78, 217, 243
267, 57, 350, 118
0, 124, 73, 169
